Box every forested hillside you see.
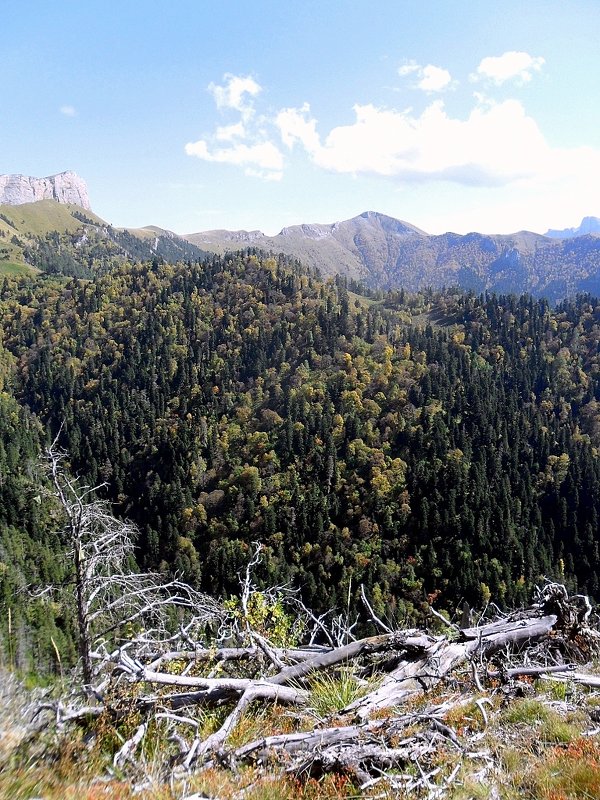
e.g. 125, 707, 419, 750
1, 251, 600, 671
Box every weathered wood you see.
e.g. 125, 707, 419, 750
34, 582, 600, 788
234, 719, 389, 761
489, 664, 576, 679
289, 742, 425, 786
269, 632, 435, 686
350, 614, 558, 718
146, 645, 328, 671
545, 671, 600, 688
132, 668, 306, 708
470, 614, 557, 654
196, 681, 308, 757
113, 722, 148, 768
348, 640, 467, 718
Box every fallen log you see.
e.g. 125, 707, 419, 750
31, 581, 600, 790
145, 645, 330, 672
233, 719, 390, 762
348, 616, 558, 719
268, 631, 435, 686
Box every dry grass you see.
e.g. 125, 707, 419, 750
491, 737, 600, 800
187, 769, 356, 800
3, 662, 600, 800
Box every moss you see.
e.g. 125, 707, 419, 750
500, 697, 553, 725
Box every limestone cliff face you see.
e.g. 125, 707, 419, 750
0, 171, 91, 209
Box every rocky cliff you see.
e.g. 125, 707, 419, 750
0, 171, 90, 209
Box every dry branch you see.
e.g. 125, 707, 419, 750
33, 580, 600, 793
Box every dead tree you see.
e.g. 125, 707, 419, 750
29, 518, 600, 795
42, 444, 224, 686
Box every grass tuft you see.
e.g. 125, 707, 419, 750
500, 697, 552, 725
307, 668, 369, 717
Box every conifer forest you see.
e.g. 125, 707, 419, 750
1, 249, 600, 673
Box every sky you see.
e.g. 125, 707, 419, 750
3, 1, 600, 236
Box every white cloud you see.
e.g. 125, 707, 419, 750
215, 122, 246, 142
277, 103, 321, 151
189, 57, 600, 208
398, 61, 452, 93
208, 73, 261, 119
185, 73, 283, 181
59, 105, 77, 117
245, 167, 283, 182
472, 51, 545, 85
398, 60, 420, 77
417, 65, 452, 92
185, 138, 284, 179
276, 96, 554, 184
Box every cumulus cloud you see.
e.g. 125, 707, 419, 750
417, 65, 452, 92
398, 61, 452, 92
185, 139, 283, 173
276, 96, 554, 185
215, 122, 246, 142
186, 73, 284, 181
59, 105, 77, 117
208, 73, 261, 118
189, 55, 597, 201
472, 51, 545, 85
277, 102, 321, 151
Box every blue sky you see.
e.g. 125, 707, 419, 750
3, 1, 600, 235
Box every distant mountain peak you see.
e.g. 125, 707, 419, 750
545, 216, 600, 239
354, 210, 427, 235
184, 210, 600, 302
277, 212, 427, 240
278, 222, 333, 239
0, 170, 90, 210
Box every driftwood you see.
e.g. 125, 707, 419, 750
35, 581, 600, 795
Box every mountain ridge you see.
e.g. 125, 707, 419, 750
545, 215, 600, 239
0, 199, 207, 277
185, 210, 600, 302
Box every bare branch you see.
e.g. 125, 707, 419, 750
429, 605, 460, 633
40, 444, 225, 685
113, 722, 148, 769
360, 584, 393, 634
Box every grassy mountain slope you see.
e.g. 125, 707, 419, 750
0, 200, 105, 237
0, 200, 207, 278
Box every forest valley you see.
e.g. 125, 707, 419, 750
1, 248, 600, 797
0, 249, 600, 672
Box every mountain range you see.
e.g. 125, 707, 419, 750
2, 171, 600, 301
186, 210, 600, 302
